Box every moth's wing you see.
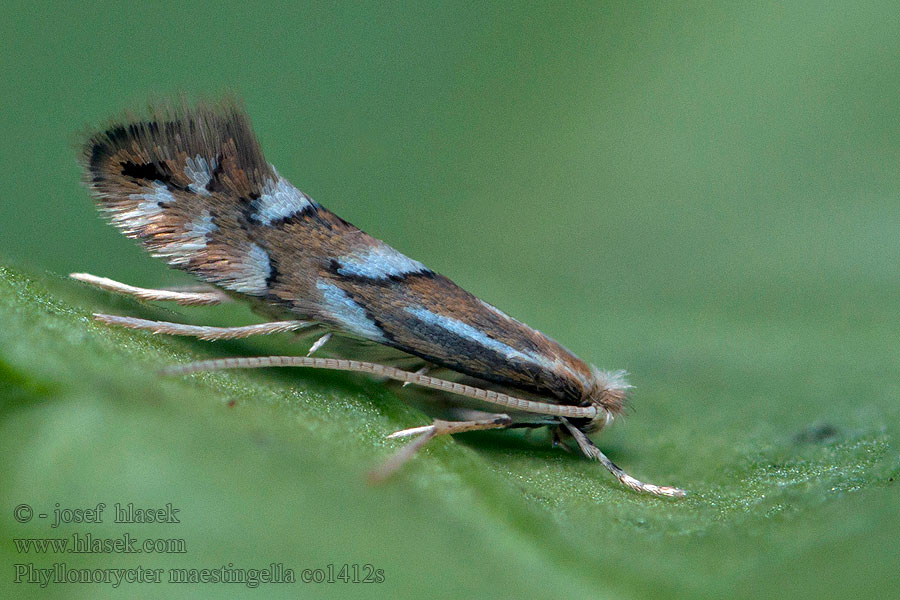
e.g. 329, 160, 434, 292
82, 100, 316, 304
248, 200, 597, 403
81, 100, 598, 408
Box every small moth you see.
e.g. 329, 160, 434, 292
73, 98, 684, 497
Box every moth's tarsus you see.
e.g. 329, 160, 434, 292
560, 418, 686, 498
306, 332, 333, 357
369, 415, 513, 483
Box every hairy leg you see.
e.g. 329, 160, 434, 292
93, 313, 312, 341
368, 414, 513, 483
70, 273, 230, 305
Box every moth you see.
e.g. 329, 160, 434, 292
72, 98, 684, 497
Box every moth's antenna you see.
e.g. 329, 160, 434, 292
559, 418, 686, 497
162, 356, 598, 419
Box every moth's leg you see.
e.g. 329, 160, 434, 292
158, 283, 222, 293
550, 427, 572, 453
70, 273, 230, 306
559, 418, 686, 497
401, 365, 429, 387
92, 314, 312, 341
369, 414, 512, 483
306, 333, 333, 356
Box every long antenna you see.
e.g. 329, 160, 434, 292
162, 355, 598, 419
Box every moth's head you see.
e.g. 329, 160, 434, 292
582, 367, 631, 432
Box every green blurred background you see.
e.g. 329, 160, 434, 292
1, 2, 898, 598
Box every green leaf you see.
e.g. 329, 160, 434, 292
1, 264, 897, 600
